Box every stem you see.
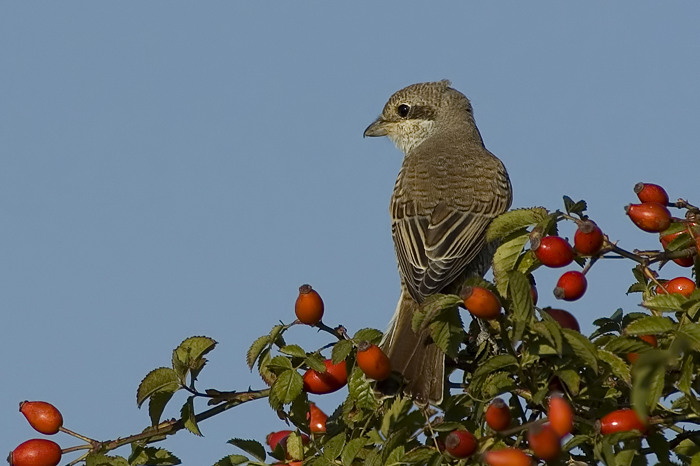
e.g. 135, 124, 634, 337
314, 321, 349, 341
59, 426, 96, 444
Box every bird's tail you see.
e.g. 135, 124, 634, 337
378, 289, 444, 405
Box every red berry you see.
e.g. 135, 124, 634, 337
307, 403, 327, 433
657, 277, 696, 298
483, 448, 533, 466
554, 271, 587, 301
548, 394, 574, 437
635, 182, 669, 205
598, 408, 647, 435
462, 286, 502, 320
485, 398, 511, 431
444, 429, 478, 458
9, 439, 62, 466
626, 203, 672, 233
542, 308, 580, 332
527, 423, 561, 461
19, 401, 63, 435
356, 342, 391, 381
534, 236, 574, 268
302, 359, 348, 394
295, 284, 324, 325
574, 221, 604, 255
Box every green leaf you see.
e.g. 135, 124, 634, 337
625, 316, 675, 335
267, 355, 293, 373
213, 455, 249, 466
384, 446, 405, 466
341, 437, 368, 466
353, 328, 383, 343
172, 336, 217, 382
227, 439, 266, 462
181, 396, 202, 436
563, 195, 587, 216
148, 390, 176, 426
508, 270, 534, 342
128, 446, 181, 466
380, 397, 413, 437
486, 207, 548, 242
678, 354, 694, 395
679, 323, 700, 350
331, 339, 354, 364
562, 329, 599, 373
597, 349, 631, 385
429, 306, 463, 359
285, 432, 305, 461
136, 367, 180, 408
642, 293, 687, 312
279, 344, 307, 358
245, 335, 270, 371
472, 354, 518, 381
305, 353, 327, 372
85, 453, 130, 466
631, 351, 668, 417
492, 230, 530, 296
269, 369, 303, 409
322, 433, 346, 460
348, 365, 378, 410
553, 368, 581, 395
257, 348, 276, 386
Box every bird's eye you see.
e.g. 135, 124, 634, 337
397, 104, 410, 118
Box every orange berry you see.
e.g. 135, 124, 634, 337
462, 286, 501, 320
626, 203, 672, 233
657, 276, 696, 297
302, 359, 347, 394
598, 408, 647, 435
356, 342, 391, 381
547, 394, 574, 437
19, 401, 63, 435
527, 423, 561, 461
295, 284, 324, 325
444, 429, 478, 458
485, 398, 511, 431
483, 448, 533, 466
9, 439, 62, 466
307, 403, 327, 433
635, 182, 669, 205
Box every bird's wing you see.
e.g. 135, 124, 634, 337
391, 161, 511, 302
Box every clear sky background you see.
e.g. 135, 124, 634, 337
2, 3, 699, 465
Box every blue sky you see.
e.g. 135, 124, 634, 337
2, 3, 699, 465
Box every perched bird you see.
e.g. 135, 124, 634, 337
364, 80, 512, 405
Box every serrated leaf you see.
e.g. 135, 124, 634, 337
536, 317, 564, 354
553, 368, 581, 395
129, 446, 181, 466
267, 355, 294, 373
268, 324, 287, 348
380, 397, 413, 436
353, 328, 383, 343
562, 329, 598, 373
285, 432, 305, 461
486, 207, 548, 242
181, 396, 202, 436
348, 365, 378, 410
625, 316, 675, 335
679, 323, 700, 350
428, 306, 463, 358
678, 354, 694, 395
279, 344, 307, 358
257, 348, 276, 386
508, 270, 534, 342
269, 369, 303, 409
563, 195, 587, 216
227, 439, 266, 462
305, 353, 326, 372
597, 349, 631, 385
213, 455, 249, 466
148, 390, 176, 426
331, 340, 354, 364
472, 354, 518, 381
642, 293, 687, 312
172, 336, 217, 382
137, 367, 180, 408
341, 437, 368, 466
85, 453, 130, 466
493, 229, 531, 295
247, 335, 270, 370
322, 433, 346, 460
385, 445, 405, 465
631, 351, 668, 417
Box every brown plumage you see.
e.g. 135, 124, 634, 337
364, 80, 512, 405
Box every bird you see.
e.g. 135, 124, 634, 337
363, 80, 512, 405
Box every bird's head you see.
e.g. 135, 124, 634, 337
364, 80, 478, 154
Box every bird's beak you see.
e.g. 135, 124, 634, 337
363, 117, 388, 138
